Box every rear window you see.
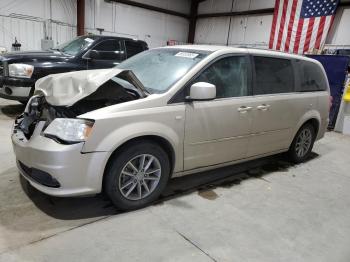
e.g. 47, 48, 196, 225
253, 56, 294, 95
296, 60, 327, 91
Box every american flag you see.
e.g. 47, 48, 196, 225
269, 0, 339, 54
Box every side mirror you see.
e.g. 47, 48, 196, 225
187, 82, 216, 101
83, 49, 100, 60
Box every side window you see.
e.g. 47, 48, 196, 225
125, 41, 145, 58
195, 56, 249, 98
92, 40, 122, 60
296, 60, 327, 91
253, 56, 294, 95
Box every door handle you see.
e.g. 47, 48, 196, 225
257, 104, 270, 110
237, 106, 253, 113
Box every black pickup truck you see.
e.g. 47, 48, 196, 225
0, 35, 148, 103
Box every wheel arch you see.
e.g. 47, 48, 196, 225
303, 118, 320, 136
290, 115, 320, 149
102, 135, 176, 191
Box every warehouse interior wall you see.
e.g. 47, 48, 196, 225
0, 0, 77, 51
195, 0, 274, 47
1, 0, 349, 52
0, 0, 190, 51
195, 0, 350, 49
326, 6, 350, 47
85, 0, 190, 48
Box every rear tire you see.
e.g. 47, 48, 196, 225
104, 141, 170, 210
288, 123, 316, 163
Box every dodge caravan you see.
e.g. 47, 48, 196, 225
12, 46, 330, 210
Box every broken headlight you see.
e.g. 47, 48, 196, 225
43, 118, 94, 143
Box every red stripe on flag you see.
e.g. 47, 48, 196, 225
329, 15, 336, 34
276, 0, 288, 50
269, 0, 281, 49
284, 0, 298, 52
303, 17, 315, 53
315, 16, 326, 49
293, 19, 304, 54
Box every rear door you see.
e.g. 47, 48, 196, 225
87, 39, 125, 69
183, 55, 255, 170
246, 56, 303, 157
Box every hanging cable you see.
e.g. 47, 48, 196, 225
242, 0, 252, 45
226, 0, 235, 46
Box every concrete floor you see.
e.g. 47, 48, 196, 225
0, 98, 350, 262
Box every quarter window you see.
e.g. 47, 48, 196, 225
195, 56, 249, 98
253, 56, 294, 95
296, 60, 327, 91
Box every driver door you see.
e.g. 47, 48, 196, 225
184, 55, 254, 170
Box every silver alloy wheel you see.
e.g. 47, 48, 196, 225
295, 128, 312, 158
118, 154, 162, 201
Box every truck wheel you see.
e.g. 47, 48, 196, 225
288, 123, 316, 163
105, 141, 170, 210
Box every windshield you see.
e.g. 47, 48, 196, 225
54, 36, 97, 56
117, 48, 210, 94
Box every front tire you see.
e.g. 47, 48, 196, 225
288, 123, 316, 163
105, 141, 170, 210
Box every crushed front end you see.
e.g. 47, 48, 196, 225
12, 71, 141, 196
12, 95, 110, 196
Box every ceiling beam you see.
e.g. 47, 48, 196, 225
106, 0, 190, 19
197, 8, 275, 19
197, 1, 350, 19
77, 0, 85, 36
188, 0, 205, 43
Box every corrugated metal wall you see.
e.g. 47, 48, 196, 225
0, 0, 77, 50
2, 0, 348, 52
0, 0, 190, 51
195, 0, 275, 47
326, 6, 350, 47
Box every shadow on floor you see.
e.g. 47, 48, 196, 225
20, 152, 319, 220
0, 103, 24, 119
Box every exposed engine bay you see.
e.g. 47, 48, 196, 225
16, 76, 143, 139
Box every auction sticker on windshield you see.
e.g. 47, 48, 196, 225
175, 52, 199, 59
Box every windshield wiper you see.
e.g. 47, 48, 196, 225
116, 70, 150, 97
144, 87, 159, 94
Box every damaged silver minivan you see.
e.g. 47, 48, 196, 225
12, 46, 330, 210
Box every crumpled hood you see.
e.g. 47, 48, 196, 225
35, 68, 135, 106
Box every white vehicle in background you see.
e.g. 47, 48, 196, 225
12, 45, 330, 210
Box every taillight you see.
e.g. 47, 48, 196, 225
329, 95, 333, 111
